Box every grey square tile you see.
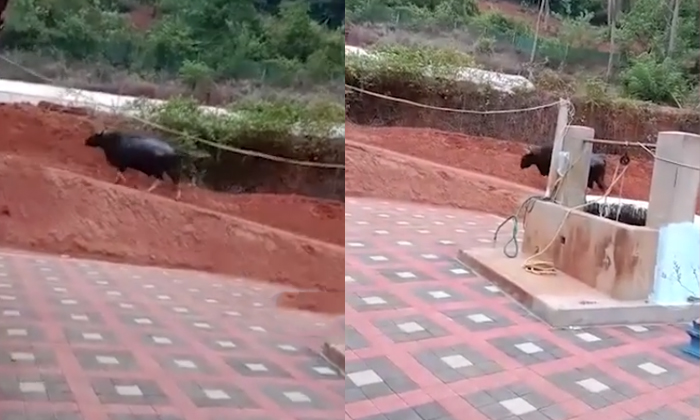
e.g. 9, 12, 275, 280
2, 324, 45, 342
412, 343, 503, 383
373, 315, 449, 343
545, 364, 639, 408
637, 406, 695, 420
91, 377, 169, 405
347, 291, 409, 312
378, 268, 434, 284
225, 357, 292, 378
346, 325, 370, 350
344, 270, 376, 287
412, 285, 469, 304
63, 327, 117, 344
488, 334, 569, 365
180, 381, 257, 408
74, 349, 139, 371
261, 383, 330, 409
0, 373, 74, 402
441, 307, 514, 331
0, 346, 56, 367
464, 384, 558, 419
552, 327, 625, 351
345, 356, 418, 402
612, 353, 688, 388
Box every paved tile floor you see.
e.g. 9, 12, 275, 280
345, 197, 699, 420
0, 249, 344, 419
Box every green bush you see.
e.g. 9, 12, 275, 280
620, 54, 689, 106
135, 96, 345, 157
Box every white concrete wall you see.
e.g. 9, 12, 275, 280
0, 78, 345, 140
345, 44, 535, 94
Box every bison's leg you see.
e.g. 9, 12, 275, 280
114, 171, 126, 184
146, 179, 161, 193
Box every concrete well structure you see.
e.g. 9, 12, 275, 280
459, 126, 700, 327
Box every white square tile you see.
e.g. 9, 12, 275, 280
204, 389, 230, 400
348, 369, 383, 387
3, 309, 20, 317
397, 321, 425, 333
142, 284, 155, 289
378, 213, 389, 218
467, 314, 493, 323
355, 221, 369, 225
106, 291, 121, 296
61, 299, 78, 305
515, 342, 543, 354
441, 354, 473, 369
71, 314, 89, 321
369, 256, 388, 262
396, 221, 409, 226
119, 303, 134, 309
173, 307, 189, 313
134, 318, 153, 325
421, 254, 439, 260
249, 326, 266, 332
217, 340, 236, 348
428, 290, 451, 299
96, 355, 120, 365
284, 391, 311, 403
19, 381, 46, 393
10, 352, 35, 361
157, 295, 171, 300
374, 230, 389, 235
484, 285, 500, 293
152, 336, 172, 344
576, 332, 601, 342
246, 363, 268, 372
82, 332, 103, 341
395, 271, 416, 279
626, 325, 648, 332
416, 229, 431, 234
313, 366, 337, 375
0, 294, 16, 300
277, 344, 297, 351
576, 378, 609, 393
205, 299, 218, 303
438, 240, 454, 245
193, 322, 211, 329
344, 276, 355, 283
115, 385, 143, 396
347, 242, 365, 248
638, 362, 667, 375
500, 397, 536, 415
396, 241, 413, 246
362, 296, 387, 305
174, 359, 197, 369
7, 328, 28, 336
433, 221, 445, 225
449, 268, 470, 275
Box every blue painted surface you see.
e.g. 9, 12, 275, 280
683, 319, 700, 359
651, 222, 700, 305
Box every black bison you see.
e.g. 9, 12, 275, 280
520, 144, 607, 191
85, 130, 183, 200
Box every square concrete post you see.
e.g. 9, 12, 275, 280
545, 99, 571, 197
552, 125, 595, 208
646, 131, 700, 229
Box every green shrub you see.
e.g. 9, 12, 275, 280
620, 54, 689, 106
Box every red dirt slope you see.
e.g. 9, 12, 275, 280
0, 103, 344, 245
0, 155, 343, 313
345, 140, 535, 217
347, 124, 693, 208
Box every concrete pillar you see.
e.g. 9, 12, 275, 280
646, 131, 700, 229
545, 99, 571, 197
552, 125, 595, 208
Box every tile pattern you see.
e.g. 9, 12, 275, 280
345, 197, 699, 420
0, 249, 343, 419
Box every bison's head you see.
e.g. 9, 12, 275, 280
520, 148, 538, 169
84, 131, 107, 148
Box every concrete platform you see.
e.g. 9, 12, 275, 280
458, 247, 700, 328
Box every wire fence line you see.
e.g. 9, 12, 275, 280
0, 54, 346, 170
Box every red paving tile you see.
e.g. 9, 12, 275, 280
345, 197, 699, 420
0, 250, 343, 419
